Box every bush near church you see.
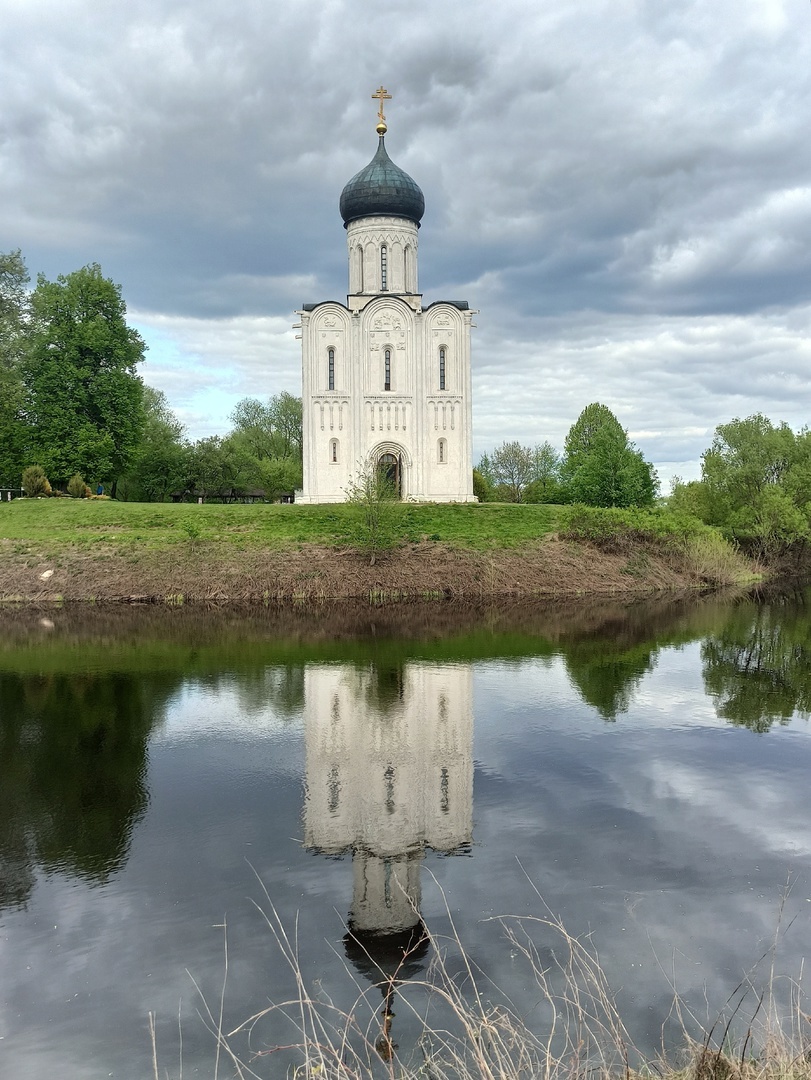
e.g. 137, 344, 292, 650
67, 473, 88, 498
21, 465, 51, 498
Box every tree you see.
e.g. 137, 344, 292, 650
485, 441, 536, 502
228, 391, 303, 498
0, 250, 30, 486
229, 392, 302, 461
22, 264, 146, 491
1, 250, 29, 364
344, 461, 400, 565
187, 436, 250, 501
267, 391, 303, 459
561, 403, 657, 508
120, 387, 188, 502
472, 467, 491, 502
692, 415, 809, 551
702, 415, 795, 520
525, 441, 564, 503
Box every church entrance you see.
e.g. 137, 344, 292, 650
377, 452, 402, 499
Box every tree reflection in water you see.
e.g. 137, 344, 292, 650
0, 671, 178, 911
702, 596, 811, 731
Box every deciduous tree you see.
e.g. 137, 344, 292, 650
562, 403, 657, 508
120, 387, 188, 502
0, 250, 30, 486
697, 414, 808, 550
484, 441, 536, 502
23, 264, 145, 492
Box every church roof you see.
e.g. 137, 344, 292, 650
339, 136, 425, 228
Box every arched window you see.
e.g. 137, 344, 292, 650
380, 244, 388, 291
384, 348, 391, 392
328, 347, 335, 391
404, 245, 412, 290
330, 439, 338, 463
439, 346, 447, 390
438, 438, 447, 464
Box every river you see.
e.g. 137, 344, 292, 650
1, 591, 810, 1078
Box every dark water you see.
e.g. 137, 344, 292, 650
1, 592, 811, 1078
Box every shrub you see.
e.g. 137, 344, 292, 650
559, 504, 703, 550
67, 473, 87, 498
559, 504, 754, 586
343, 463, 401, 565
679, 531, 754, 586
21, 465, 51, 498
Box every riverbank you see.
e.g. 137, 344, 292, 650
0, 498, 762, 602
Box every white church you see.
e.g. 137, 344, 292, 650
296, 88, 475, 503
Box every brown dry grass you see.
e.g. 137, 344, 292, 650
0, 535, 715, 604
149, 878, 811, 1080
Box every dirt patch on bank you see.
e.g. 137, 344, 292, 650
0, 535, 708, 603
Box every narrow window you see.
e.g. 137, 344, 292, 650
384, 348, 391, 392
438, 438, 447, 464
384, 765, 395, 815
328, 765, 340, 815
380, 244, 388, 291
440, 767, 450, 814
439, 346, 446, 390
330, 439, 338, 463
328, 347, 335, 391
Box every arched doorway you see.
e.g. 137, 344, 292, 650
377, 452, 401, 499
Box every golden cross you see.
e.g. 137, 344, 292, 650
372, 85, 392, 123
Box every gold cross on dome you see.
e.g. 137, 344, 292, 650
372, 85, 392, 123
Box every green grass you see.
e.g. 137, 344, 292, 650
0, 498, 562, 552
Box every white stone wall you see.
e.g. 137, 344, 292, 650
297, 212, 475, 503
346, 215, 419, 297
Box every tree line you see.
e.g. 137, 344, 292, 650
0, 250, 302, 501
670, 414, 811, 553
5, 249, 809, 534
476, 402, 658, 507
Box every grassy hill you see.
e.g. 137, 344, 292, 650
0, 498, 757, 602
0, 498, 561, 552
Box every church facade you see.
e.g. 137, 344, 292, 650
296, 91, 475, 503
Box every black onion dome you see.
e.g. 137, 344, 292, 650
339, 137, 425, 228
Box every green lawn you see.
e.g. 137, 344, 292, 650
0, 498, 562, 552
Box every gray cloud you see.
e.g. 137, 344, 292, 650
3, 0, 810, 475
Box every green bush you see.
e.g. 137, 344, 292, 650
472, 468, 491, 502
67, 473, 87, 498
21, 465, 51, 498
559, 503, 754, 586
559, 504, 710, 550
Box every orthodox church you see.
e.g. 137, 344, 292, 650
296, 88, 475, 503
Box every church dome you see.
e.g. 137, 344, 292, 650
339, 137, 425, 228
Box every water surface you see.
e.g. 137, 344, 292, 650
1, 593, 810, 1077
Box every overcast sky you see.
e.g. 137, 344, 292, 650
3, 0, 811, 485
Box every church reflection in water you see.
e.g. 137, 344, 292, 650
303, 661, 473, 1058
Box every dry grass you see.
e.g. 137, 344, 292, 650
149, 878, 811, 1080
678, 533, 760, 588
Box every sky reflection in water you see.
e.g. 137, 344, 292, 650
1, 594, 810, 1078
